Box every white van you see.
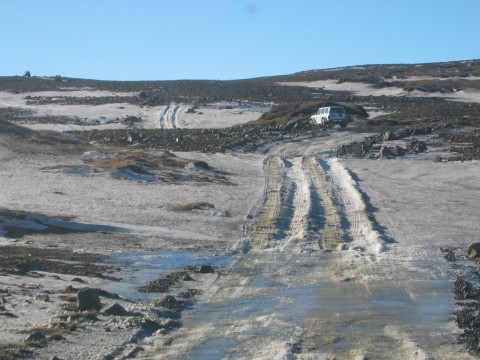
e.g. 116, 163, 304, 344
309, 106, 347, 127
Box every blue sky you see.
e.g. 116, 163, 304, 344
1, 0, 479, 80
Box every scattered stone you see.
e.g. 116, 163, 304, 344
77, 288, 101, 311
36, 294, 50, 302
379, 146, 393, 158
182, 272, 193, 281
456, 297, 480, 355
178, 289, 202, 299
71, 277, 86, 283
408, 141, 428, 153
65, 285, 79, 293
454, 278, 480, 300
137, 271, 185, 293
443, 251, 456, 262
102, 303, 128, 316
391, 146, 406, 156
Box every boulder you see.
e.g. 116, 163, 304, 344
24, 331, 46, 343
468, 243, 480, 259
77, 288, 101, 311
379, 146, 393, 158
154, 295, 183, 311
102, 303, 128, 316
198, 265, 215, 273
182, 272, 193, 281
383, 131, 393, 141
392, 146, 406, 156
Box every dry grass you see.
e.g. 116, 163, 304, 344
0, 342, 32, 360
170, 202, 215, 212
41, 148, 232, 185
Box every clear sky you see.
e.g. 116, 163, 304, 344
1, 0, 479, 81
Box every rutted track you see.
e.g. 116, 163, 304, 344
248, 155, 345, 252
158, 103, 182, 129
141, 152, 472, 359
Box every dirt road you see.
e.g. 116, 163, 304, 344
140, 133, 470, 359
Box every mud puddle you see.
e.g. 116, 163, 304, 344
142, 250, 471, 359
101, 250, 238, 302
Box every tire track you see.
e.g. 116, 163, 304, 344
158, 103, 181, 129
249, 155, 285, 249
248, 155, 344, 252
305, 156, 343, 250
324, 158, 384, 255
276, 157, 310, 251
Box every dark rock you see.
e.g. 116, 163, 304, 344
379, 146, 393, 158
383, 131, 393, 141
77, 288, 101, 311
408, 141, 428, 153
391, 146, 406, 156
182, 272, 193, 281
65, 285, 79, 293
443, 251, 456, 262
457, 306, 480, 355
36, 294, 50, 302
154, 295, 184, 311
137, 271, 184, 293
24, 331, 46, 343
71, 277, 86, 283
454, 278, 480, 300
102, 303, 128, 316
16, 259, 42, 271
198, 265, 215, 273
468, 243, 480, 259
178, 289, 202, 299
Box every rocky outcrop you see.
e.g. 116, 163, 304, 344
77, 288, 101, 311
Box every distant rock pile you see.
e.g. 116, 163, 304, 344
336, 127, 432, 159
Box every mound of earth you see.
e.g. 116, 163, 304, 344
251, 101, 369, 128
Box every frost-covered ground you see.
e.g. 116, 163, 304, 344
0, 91, 268, 131
1, 78, 479, 358
280, 78, 480, 103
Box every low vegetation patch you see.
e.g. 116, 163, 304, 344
170, 202, 215, 212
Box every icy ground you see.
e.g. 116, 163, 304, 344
0, 82, 479, 359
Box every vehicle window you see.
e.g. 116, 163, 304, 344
321, 109, 325, 114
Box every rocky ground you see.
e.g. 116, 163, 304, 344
1, 60, 480, 359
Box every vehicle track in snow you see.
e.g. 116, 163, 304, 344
142, 152, 469, 359
248, 155, 344, 252
158, 103, 182, 129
